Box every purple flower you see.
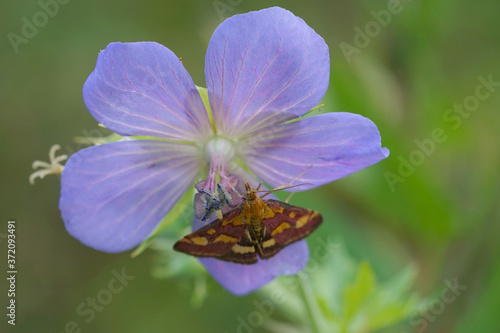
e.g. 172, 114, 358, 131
60, 7, 388, 295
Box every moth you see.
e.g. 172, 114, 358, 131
174, 182, 322, 264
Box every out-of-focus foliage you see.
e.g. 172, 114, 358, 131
258, 247, 421, 333
1, 0, 499, 332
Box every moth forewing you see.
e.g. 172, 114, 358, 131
173, 205, 248, 259
262, 200, 322, 246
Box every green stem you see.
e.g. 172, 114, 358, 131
297, 276, 323, 333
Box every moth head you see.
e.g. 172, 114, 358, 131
244, 181, 258, 201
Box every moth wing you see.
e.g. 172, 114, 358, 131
218, 228, 258, 264
259, 199, 323, 259
174, 205, 258, 264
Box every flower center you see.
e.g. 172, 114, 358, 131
203, 135, 236, 191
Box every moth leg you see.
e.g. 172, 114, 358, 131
219, 174, 245, 200
255, 242, 263, 257
247, 227, 264, 257
245, 229, 253, 243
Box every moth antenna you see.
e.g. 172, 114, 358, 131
257, 183, 311, 193
284, 191, 295, 204
259, 183, 312, 198
291, 165, 313, 184
259, 166, 313, 198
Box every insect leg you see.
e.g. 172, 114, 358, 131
219, 174, 245, 200
246, 227, 264, 257
245, 229, 253, 242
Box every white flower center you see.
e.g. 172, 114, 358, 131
201, 135, 237, 192
204, 135, 235, 166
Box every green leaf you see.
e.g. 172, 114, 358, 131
309, 241, 356, 317
353, 264, 420, 332
259, 277, 305, 324
343, 261, 376, 323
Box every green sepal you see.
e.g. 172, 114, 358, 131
196, 85, 216, 133
281, 103, 325, 124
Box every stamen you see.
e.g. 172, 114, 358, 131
203, 136, 235, 192
29, 144, 67, 184
195, 136, 241, 221
73, 136, 101, 145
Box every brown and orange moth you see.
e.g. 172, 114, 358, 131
173, 182, 322, 264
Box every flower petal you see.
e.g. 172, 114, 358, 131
240, 112, 389, 190
205, 7, 329, 138
84, 42, 211, 141
192, 168, 309, 295
60, 140, 202, 252
198, 241, 309, 296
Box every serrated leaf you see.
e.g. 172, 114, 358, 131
378, 264, 417, 304
368, 297, 418, 331
358, 265, 420, 331
343, 261, 376, 322
259, 277, 305, 324
309, 241, 356, 317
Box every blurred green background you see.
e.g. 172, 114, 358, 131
1, 0, 499, 332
